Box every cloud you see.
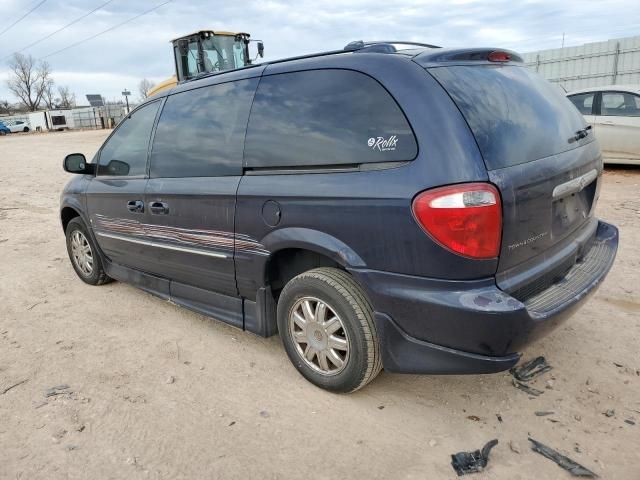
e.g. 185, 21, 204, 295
0, 0, 638, 103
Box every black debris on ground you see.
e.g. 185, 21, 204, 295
512, 379, 544, 397
528, 438, 598, 478
1, 379, 28, 395
496, 413, 503, 423
510, 356, 552, 382
535, 411, 555, 416
451, 439, 498, 476
625, 419, 635, 425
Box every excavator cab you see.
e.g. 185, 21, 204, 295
147, 30, 264, 97
173, 30, 261, 82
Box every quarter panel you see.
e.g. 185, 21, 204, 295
235, 164, 497, 299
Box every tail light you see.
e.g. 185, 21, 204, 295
412, 183, 502, 259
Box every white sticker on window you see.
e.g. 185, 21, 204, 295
368, 135, 398, 152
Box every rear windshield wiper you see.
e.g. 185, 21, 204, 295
569, 125, 592, 143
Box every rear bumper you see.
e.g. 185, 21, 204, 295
350, 220, 618, 374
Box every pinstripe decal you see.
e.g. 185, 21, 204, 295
93, 214, 270, 256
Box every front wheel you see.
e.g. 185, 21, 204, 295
277, 267, 382, 393
65, 217, 111, 285
23, 127, 29, 132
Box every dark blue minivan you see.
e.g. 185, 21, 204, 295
60, 43, 618, 392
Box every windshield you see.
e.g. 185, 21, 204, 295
201, 36, 246, 73
175, 35, 247, 81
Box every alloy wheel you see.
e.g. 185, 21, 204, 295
289, 296, 350, 375
70, 230, 94, 276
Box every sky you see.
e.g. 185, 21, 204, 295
0, 0, 639, 105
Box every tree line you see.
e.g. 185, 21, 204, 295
2, 53, 76, 114
2, 53, 157, 115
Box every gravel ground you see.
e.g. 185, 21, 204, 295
0, 130, 639, 479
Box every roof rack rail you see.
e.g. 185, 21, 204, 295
344, 40, 441, 51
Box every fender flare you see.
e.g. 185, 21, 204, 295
60, 197, 89, 231
260, 227, 366, 268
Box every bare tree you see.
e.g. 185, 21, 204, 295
43, 78, 56, 109
138, 78, 156, 100
0, 99, 11, 114
56, 85, 76, 109
6, 53, 52, 111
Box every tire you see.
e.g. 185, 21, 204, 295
65, 217, 111, 285
277, 267, 382, 393
23, 127, 29, 133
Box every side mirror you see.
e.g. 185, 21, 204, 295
105, 159, 130, 176
257, 41, 264, 58
63, 153, 94, 175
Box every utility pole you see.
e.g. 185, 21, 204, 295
561, 32, 565, 48
121, 89, 131, 114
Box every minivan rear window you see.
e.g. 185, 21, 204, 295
244, 69, 417, 169
429, 65, 588, 170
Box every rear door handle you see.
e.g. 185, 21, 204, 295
127, 200, 144, 213
149, 201, 169, 215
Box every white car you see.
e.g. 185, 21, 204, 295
567, 85, 640, 165
5, 120, 31, 133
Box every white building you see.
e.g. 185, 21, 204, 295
523, 34, 640, 91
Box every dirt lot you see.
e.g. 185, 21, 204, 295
0, 130, 638, 479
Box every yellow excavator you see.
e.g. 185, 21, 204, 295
148, 30, 264, 97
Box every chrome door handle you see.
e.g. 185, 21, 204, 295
149, 201, 169, 215
127, 200, 144, 213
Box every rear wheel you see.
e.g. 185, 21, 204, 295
23, 127, 29, 132
65, 217, 110, 285
277, 267, 382, 392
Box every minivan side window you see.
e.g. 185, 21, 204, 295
150, 78, 258, 178
601, 91, 640, 117
97, 101, 160, 176
244, 69, 417, 169
568, 93, 595, 115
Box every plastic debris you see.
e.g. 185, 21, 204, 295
509, 440, 521, 454
451, 439, 498, 476
512, 379, 543, 396
510, 356, 552, 382
44, 384, 70, 397
528, 438, 597, 477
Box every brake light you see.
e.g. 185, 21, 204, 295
412, 183, 502, 259
488, 51, 511, 62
